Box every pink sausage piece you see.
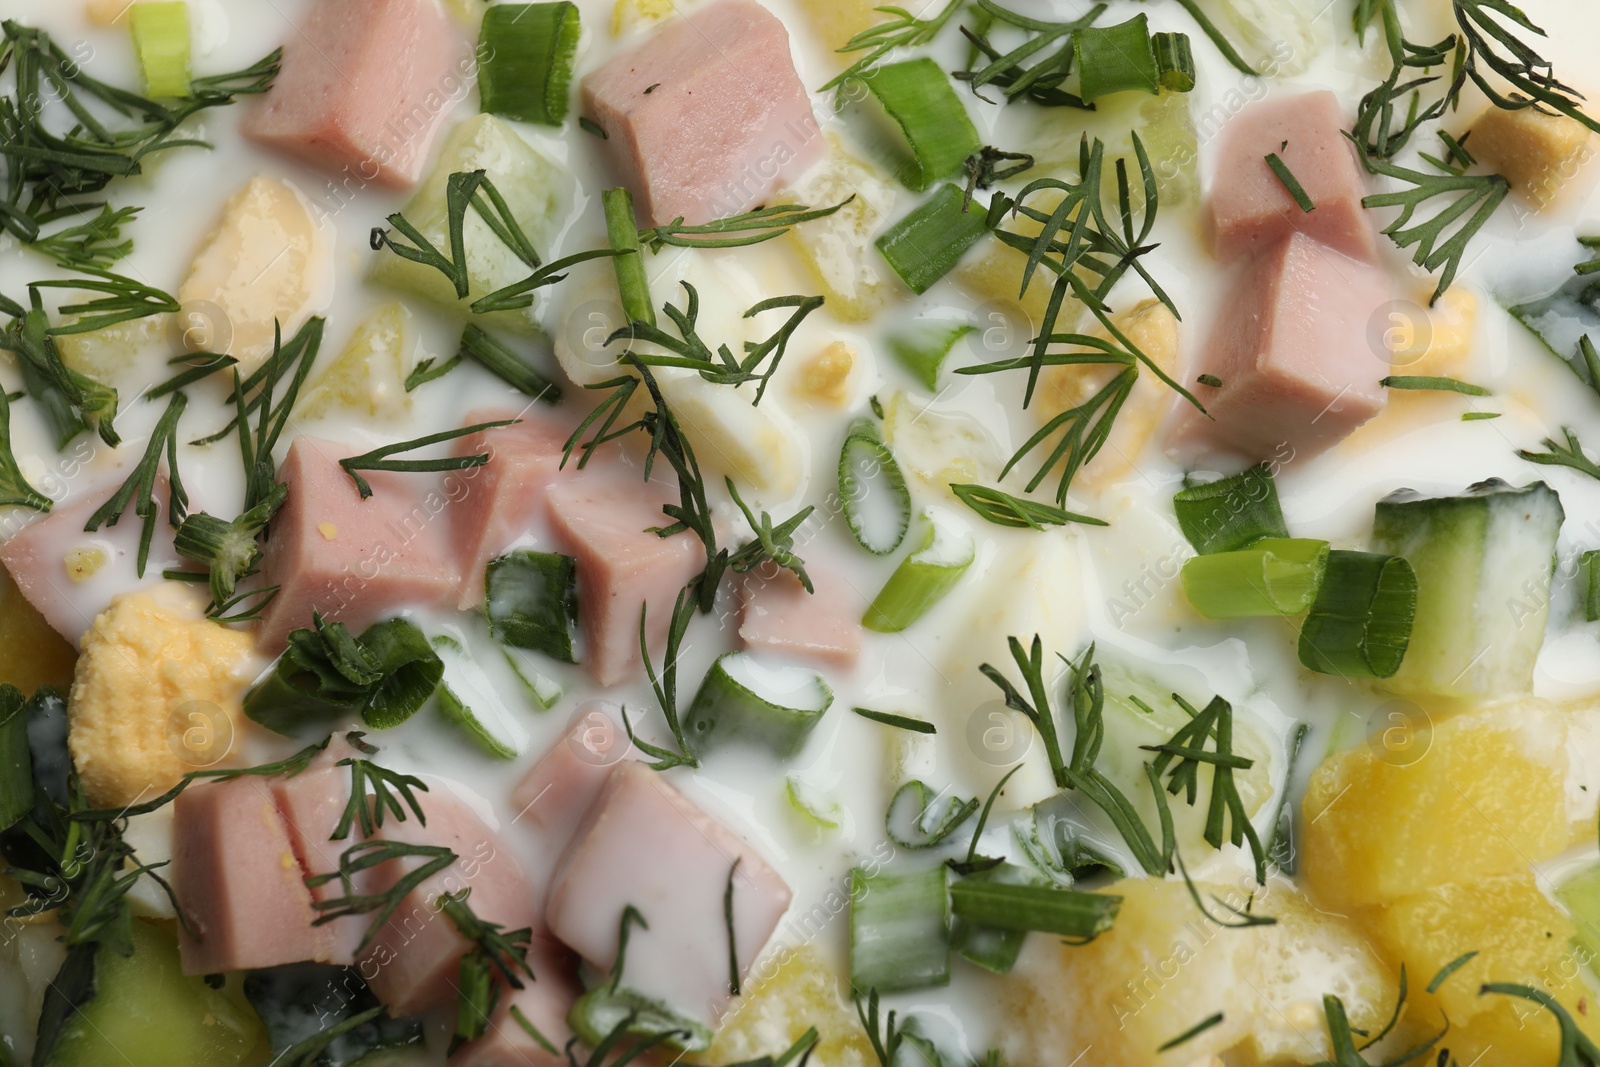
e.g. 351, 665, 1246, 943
737, 568, 863, 669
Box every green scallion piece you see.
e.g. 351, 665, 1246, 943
1298, 550, 1417, 679
889, 321, 974, 391
433, 635, 520, 759
1265, 152, 1316, 212
682, 652, 834, 759
950, 863, 1048, 974
244, 616, 442, 735
0, 684, 32, 832
505, 648, 564, 709
852, 707, 935, 734
129, 2, 191, 98
478, 3, 582, 125
863, 507, 975, 632
861, 58, 981, 192
875, 184, 994, 295
357, 619, 446, 730
603, 187, 655, 328
1582, 550, 1600, 623
947, 878, 1121, 940
838, 416, 911, 556
459, 325, 561, 402
849, 865, 951, 994
1173, 463, 1289, 555
1379, 375, 1491, 396
1152, 32, 1196, 92
1180, 538, 1330, 619
885, 780, 978, 850
1074, 15, 1161, 103
568, 985, 714, 1053
485, 551, 580, 663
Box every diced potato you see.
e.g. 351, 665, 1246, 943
68, 585, 259, 807
883, 390, 1003, 497
658, 374, 804, 500
1388, 286, 1477, 377
778, 137, 898, 323
793, 0, 884, 57
1301, 700, 1572, 910
55, 313, 167, 387
1373, 871, 1600, 1064
611, 0, 674, 36
1029, 90, 1200, 206
1032, 298, 1179, 491
706, 945, 874, 1067
1004, 877, 1396, 1067
294, 302, 414, 422
0, 918, 67, 1066
955, 188, 1070, 330
0, 563, 76, 693
368, 114, 569, 334
794, 341, 857, 406
1471, 104, 1594, 211
177, 175, 329, 373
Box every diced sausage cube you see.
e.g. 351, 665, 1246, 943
738, 568, 862, 669
452, 409, 576, 603
269, 739, 371, 966
172, 777, 331, 974
1207, 90, 1376, 262
446, 944, 582, 1067
254, 438, 465, 653
1170, 231, 1391, 462
243, 0, 469, 187
581, 0, 824, 226
360, 789, 540, 1016
545, 762, 792, 1026
545, 479, 705, 687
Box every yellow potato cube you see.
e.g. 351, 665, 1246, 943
1387, 286, 1477, 378
1301, 700, 1571, 910
1031, 299, 1179, 491
68, 586, 259, 807
793, 0, 885, 57
0, 564, 76, 694
779, 138, 899, 323
295, 302, 414, 422
177, 175, 329, 373
1471, 104, 1595, 210
1373, 871, 1600, 1064
707, 945, 873, 1067
1004, 877, 1395, 1067
611, 0, 674, 36
955, 189, 1073, 332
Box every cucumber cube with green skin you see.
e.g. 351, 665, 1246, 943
367, 113, 571, 334
849, 865, 950, 994
1371, 479, 1564, 699
41, 921, 261, 1067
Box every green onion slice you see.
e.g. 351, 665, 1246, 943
948, 877, 1121, 941
478, 3, 582, 126
852, 706, 936, 734
838, 416, 911, 556
1152, 32, 1196, 92
1582, 550, 1600, 623
568, 985, 713, 1053
1074, 15, 1162, 103
885, 779, 979, 850
358, 620, 446, 730
950, 862, 1048, 974
1180, 538, 1330, 619
785, 776, 842, 832
130, 2, 191, 98
889, 321, 974, 392
682, 653, 834, 759
1173, 463, 1290, 555
459, 324, 562, 403
432, 634, 523, 759
0, 684, 32, 832
861, 58, 981, 192
504, 648, 564, 709
603, 187, 654, 328
863, 507, 975, 633
486, 550, 580, 663
849, 865, 951, 994
876, 184, 994, 295
1297, 550, 1417, 679
1379, 374, 1491, 396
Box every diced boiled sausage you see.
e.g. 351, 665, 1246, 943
737, 568, 862, 669
445, 943, 582, 1067
243, 0, 469, 187
581, 0, 824, 226
269, 738, 371, 967
545, 762, 792, 1026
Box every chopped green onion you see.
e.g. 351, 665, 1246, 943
1380, 374, 1491, 396
1074, 15, 1162, 103
485, 551, 579, 663
950, 483, 1107, 530
838, 417, 911, 556
1173, 463, 1289, 555
459, 325, 562, 403
682, 653, 834, 759
1462, 411, 1501, 421
876, 184, 994, 295
950, 863, 1048, 974
863, 507, 975, 632
1297, 551, 1417, 679
861, 58, 981, 191
888, 321, 974, 391
0, 684, 32, 832
433, 636, 521, 759
1180, 538, 1330, 619
1152, 32, 1196, 92
885, 780, 978, 850
129, 2, 191, 98
356, 620, 446, 730
1265, 152, 1316, 212
785, 776, 841, 831
568, 985, 714, 1053
852, 707, 936, 734
504, 649, 564, 709
478, 3, 581, 126
849, 865, 951, 994
603, 187, 654, 328
948, 878, 1121, 940
1582, 550, 1600, 623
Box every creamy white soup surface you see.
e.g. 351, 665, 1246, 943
5, 0, 1600, 1065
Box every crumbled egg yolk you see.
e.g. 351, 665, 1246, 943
798, 341, 855, 405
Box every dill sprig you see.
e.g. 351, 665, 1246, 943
307, 840, 457, 953
1518, 427, 1600, 481
338, 418, 518, 499
82, 390, 189, 577
1360, 157, 1509, 305
1453, 0, 1599, 136
30, 206, 140, 271
331, 757, 430, 841
950, 482, 1108, 529
955, 1, 1107, 106
1142, 693, 1266, 883
623, 587, 701, 772
637, 200, 853, 251
191, 315, 323, 450
0, 286, 122, 448
725, 478, 815, 593
171, 480, 285, 611
442, 888, 537, 1052
820, 1, 965, 102
0, 386, 49, 511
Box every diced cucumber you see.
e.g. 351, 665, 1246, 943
1370, 479, 1563, 698
367, 114, 570, 334
849, 865, 950, 993
40, 921, 260, 1067
1506, 268, 1600, 396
